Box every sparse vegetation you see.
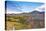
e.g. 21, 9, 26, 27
5, 11, 44, 30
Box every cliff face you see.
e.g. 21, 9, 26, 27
24, 11, 45, 28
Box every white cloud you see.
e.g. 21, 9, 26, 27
7, 4, 45, 14
33, 4, 45, 12
7, 10, 23, 14
6, 0, 46, 14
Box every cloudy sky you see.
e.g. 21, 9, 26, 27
6, 1, 45, 14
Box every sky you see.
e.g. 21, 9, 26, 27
6, 1, 45, 14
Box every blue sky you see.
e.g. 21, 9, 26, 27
6, 1, 44, 14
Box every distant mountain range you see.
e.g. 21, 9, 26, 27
6, 10, 45, 21
6, 10, 44, 16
